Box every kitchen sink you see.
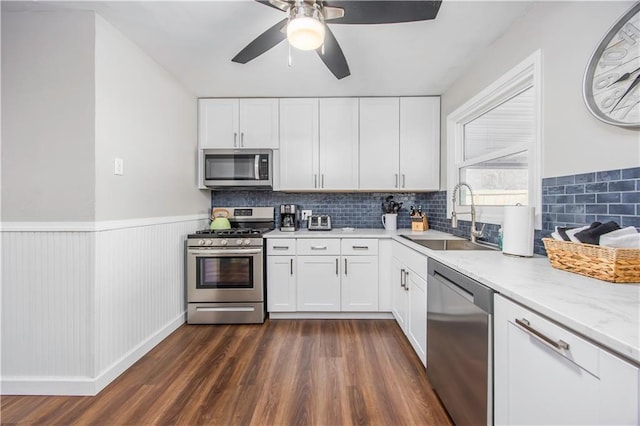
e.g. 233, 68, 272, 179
400, 236, 498, 251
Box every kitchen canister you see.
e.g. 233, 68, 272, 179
502, 204, 535, 257
381, 213, 398, 230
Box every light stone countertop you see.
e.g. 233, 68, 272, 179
264, 228, 640, 364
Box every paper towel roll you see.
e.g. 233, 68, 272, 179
503, 205, 535, 257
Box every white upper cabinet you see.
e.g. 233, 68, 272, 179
359, 98, 401, 190
279, 98, 319, 190
198, 98, 279, 149
400, 97, 440, 191
359, 97, 440, 191
279, 98, 358, 191
319, 98, 359, 190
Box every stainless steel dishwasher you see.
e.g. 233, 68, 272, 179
427, 258, 494, 426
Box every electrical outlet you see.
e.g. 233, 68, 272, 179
301, 210, 312, 220
114, 157, 124, 176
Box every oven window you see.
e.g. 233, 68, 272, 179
196, 256, 254, 289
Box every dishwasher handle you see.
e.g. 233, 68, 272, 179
428, 258, 493, 314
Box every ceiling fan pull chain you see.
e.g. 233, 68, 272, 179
288, 43, 292, 67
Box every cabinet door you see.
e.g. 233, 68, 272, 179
279, 98, 319, 190
319, 98, 359, 190
391, 257, 408, 331
406, 269, 427, 366
341, 255, 379, 311
399, 97, 440, 190
198, 99, 239, 148
297, 256, 341, 311
494, 295, 639, 426
267, 256, 296, 312
239, 99, 279, 149
359, 98, 400, 190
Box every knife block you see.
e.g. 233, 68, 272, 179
411, 215, 429, 231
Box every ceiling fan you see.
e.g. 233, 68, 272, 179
232, 0, 442, 80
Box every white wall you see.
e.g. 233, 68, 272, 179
94, 15, 209, 221
1, 11, 96, 221
441, 1, 640, 187
1, 10, 209, 395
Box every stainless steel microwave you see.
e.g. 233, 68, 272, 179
202, 149, 273, 189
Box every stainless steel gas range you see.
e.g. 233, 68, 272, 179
186, 207, 274, 324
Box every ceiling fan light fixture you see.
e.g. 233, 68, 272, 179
287, 5, 325, 51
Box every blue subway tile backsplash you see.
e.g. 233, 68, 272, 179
211, 166, 639, 257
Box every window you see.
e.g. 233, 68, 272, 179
447, 50, 542, 228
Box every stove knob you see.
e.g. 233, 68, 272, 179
243, 239, 251, 246
220, 239, 228, 246
198, 239, 205, 246
207, 240, 214, 246
236, 239, 243, 246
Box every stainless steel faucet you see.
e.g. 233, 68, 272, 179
451, 182, 485, 243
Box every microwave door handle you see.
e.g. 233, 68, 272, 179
254, 155, 260, 180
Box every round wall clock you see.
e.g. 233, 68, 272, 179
583, 2, 640, 128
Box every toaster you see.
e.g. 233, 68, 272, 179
308, 215, 332, 231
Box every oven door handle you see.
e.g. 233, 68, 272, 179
189, 248, 262, 255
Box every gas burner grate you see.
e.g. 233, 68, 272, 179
193, 228, 264, 237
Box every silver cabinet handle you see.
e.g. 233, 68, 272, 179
321, 174, 325, 188
240, 132, 244, 147
344, 258, 348, 275
400, 268, 406, 288
404, 271, 409, 291
311, 245, 327, 250
402, 174, 406, 188
335, 258, 339, 275
352, 246, 369, 250
233, 132, 238, 147
515, 318, 570, 350
314, 174, 318, 188
395, 173, 398, 188
290, 258, 294, 275
272, 246, 289, 250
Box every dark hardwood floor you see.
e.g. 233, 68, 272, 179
1, 319, 452, 425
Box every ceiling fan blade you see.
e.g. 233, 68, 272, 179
323, 6, 345, 21
316, 26, 350, 80
232, 18, 289, 64
326, 0, 442, 24
255, 0, 291, 12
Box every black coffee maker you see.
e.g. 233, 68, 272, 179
280, 204, 300, 232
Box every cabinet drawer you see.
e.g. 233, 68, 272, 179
341, 239, 379, 255
392, 241, 427, 279
505, 298, 600, 377
297, 239, 340, 255
267, 239, 296, 255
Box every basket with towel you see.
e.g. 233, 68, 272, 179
543, 221, 640, 283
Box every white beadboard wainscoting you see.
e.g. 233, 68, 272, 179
1, 215, 208, 395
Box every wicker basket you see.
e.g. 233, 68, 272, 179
542, 238, 640, 283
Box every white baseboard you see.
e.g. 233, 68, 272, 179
1, 313, 186, 396
93, 312, 186, 395
268, 312, 394, 320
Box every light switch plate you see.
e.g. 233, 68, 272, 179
301, 210, 312, 220
114, 157, 124, 176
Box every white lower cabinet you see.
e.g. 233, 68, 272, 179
266, 239, 296, 312
267, 237, 380, 313
297, 255, 341, 311
391, 241, 428, 366
341, 255, 378, 311
494, 294, 639, 426
391, 257, 408, 330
